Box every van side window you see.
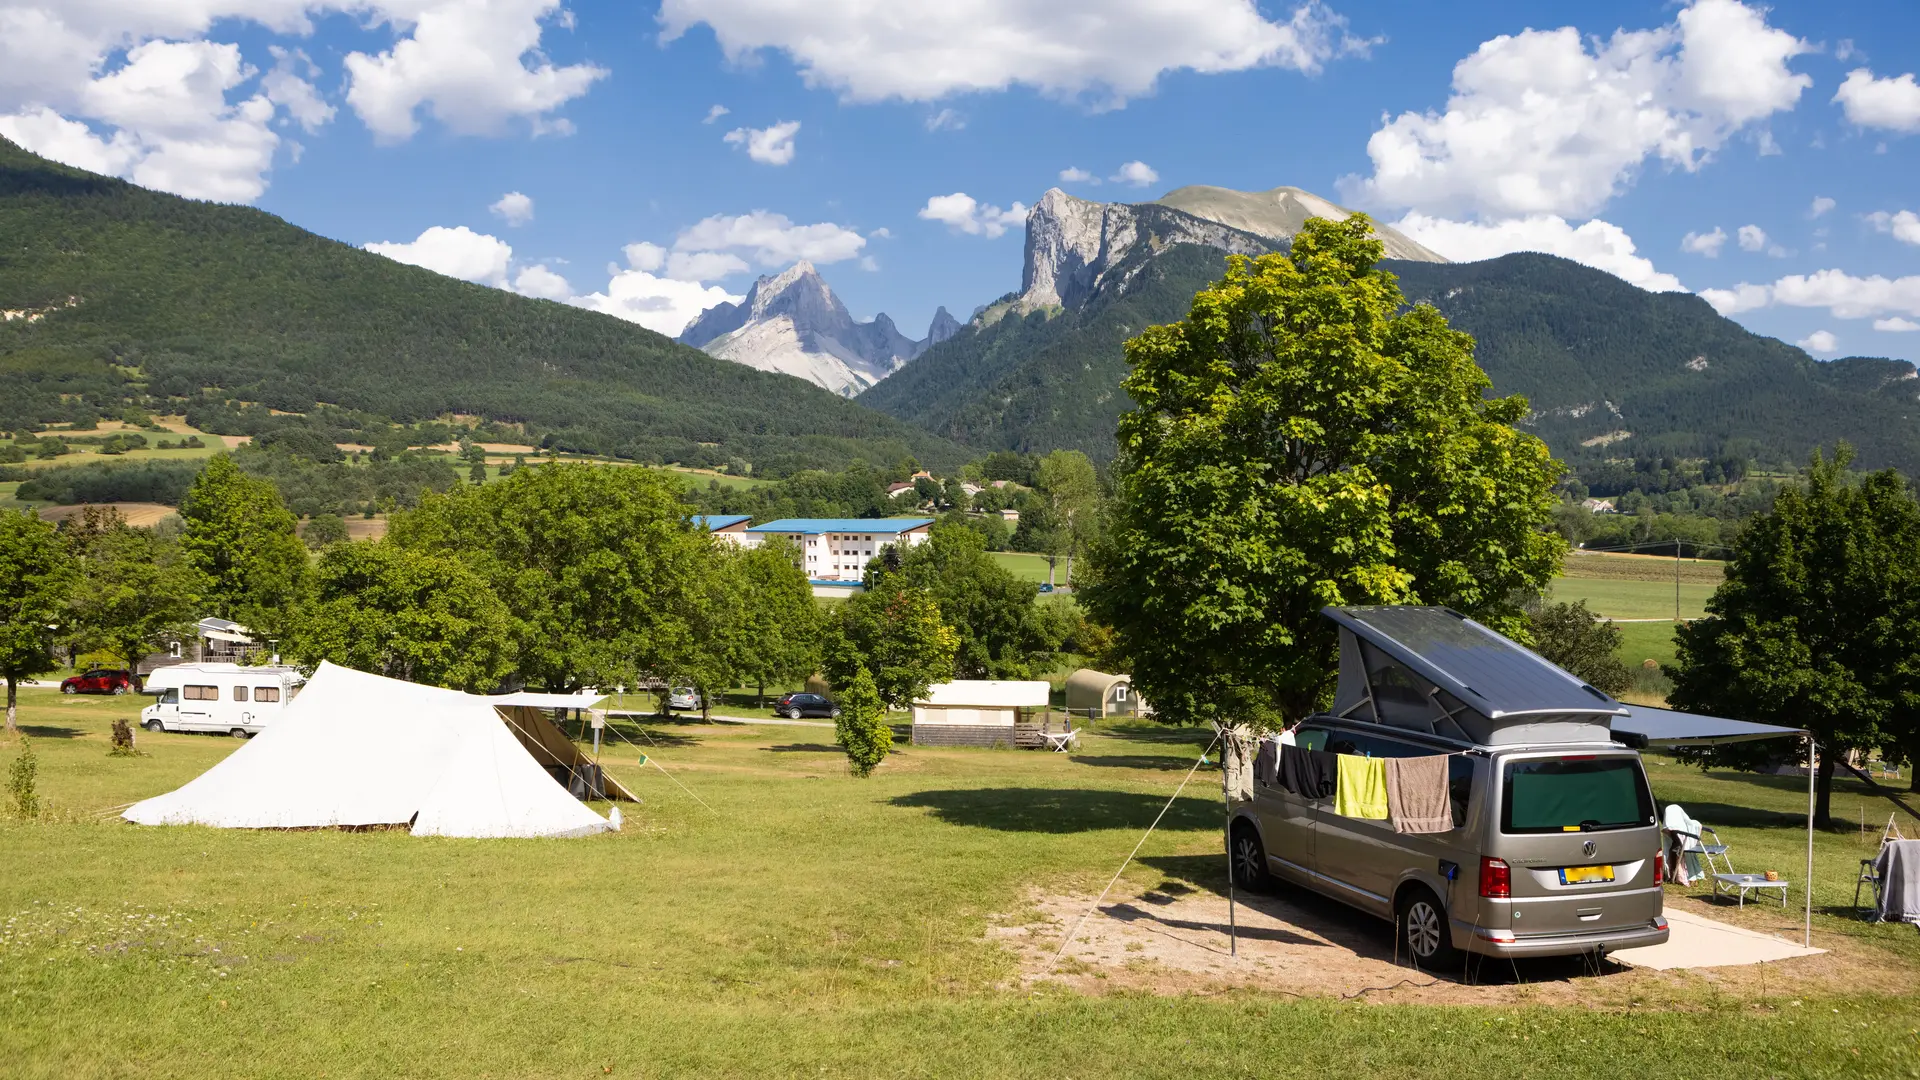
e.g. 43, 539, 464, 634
1293, 726, 1329, 752
1323, 730, 1370, 757
233, 686, 249, 702
253, 686, 280, 703
1448, 757, 1475, 828
184, 685, 217, 700
160, 689, 179, 704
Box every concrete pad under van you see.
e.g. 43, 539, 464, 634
1611, 909, 1823, 970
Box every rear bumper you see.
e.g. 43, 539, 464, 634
1460, 918, 1669, 958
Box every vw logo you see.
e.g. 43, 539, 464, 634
1582, 839, 1597, 858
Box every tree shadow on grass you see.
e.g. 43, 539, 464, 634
18, 725, 82, 739
889, 788, 1221, 833
1068, 754, 1202, 772
1096, 723, 1216, 749
1657, 800, 1819, 831
764, 744, 842, 754
600, 721, 701, 749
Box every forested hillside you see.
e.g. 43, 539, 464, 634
0, 139, 962, 475
865, 244, 1920, 473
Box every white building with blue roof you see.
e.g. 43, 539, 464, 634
740, 518, 936, 587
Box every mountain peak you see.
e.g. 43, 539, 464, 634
1153, 184, 1448, 263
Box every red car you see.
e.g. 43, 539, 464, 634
61, 668, 139, 695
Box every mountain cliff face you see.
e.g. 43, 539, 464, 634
679, 262, 951, 397
1154, 185, 1448, 263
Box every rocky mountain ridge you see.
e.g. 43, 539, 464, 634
678, 262, 954, 397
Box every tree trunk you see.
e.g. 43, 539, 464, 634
5, 675, 17, 734
756, 682, 764, 710
1064, 551, 1072, 589
1814, 747, 1838, 829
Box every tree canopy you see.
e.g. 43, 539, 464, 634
65, 509, 203, 673
0, 510, 77, 733
1669, 447, 1920, 824
1083, 215, 1565, 728
885, 523, 1063, 679
1527, 600, 1632, 697
825, 581, 957, 711
177, 455, 309, 631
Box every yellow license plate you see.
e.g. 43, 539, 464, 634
1560, 865, 1615, 885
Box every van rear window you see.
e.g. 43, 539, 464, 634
1501, 756, 1654, 834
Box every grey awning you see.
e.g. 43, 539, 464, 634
1613, 703, 1804, 747
1323, 606, 1624, 720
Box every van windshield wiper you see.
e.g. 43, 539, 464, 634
1577, 819, 1636, 832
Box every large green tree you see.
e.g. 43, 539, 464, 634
1034, 449, 1102, 587
886, 523, 1064, 679
1083, 215, 1565, 728
0, 510, 78, 733
389, 463, 712, 691
728, 537, 822, 705
65, 512, 204, 674
1527, 600, 1632, 696
824, 582, 957, 711
1669, 448, 1920, 825
178, 455, 309, 630
280, 541, 518, 692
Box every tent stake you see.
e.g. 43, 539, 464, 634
1805, 734, 1816, 948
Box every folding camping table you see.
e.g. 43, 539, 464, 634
1713, 873, 1790, 908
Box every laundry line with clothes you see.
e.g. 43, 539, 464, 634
1251, 729, 1462, 835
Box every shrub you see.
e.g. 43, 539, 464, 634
108, 718, 139, 757
8, 738, 39, 819
833, 664, 892, 778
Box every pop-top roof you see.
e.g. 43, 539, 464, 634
690, 514, 751, 531
747, 518, 934, 535
1324, 606, 1624, 721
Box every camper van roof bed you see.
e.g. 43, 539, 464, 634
1323, 606, 1626, 720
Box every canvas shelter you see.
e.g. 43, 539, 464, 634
1322, 606, 1818, 945
1064, 669, 1137, 719
910, 679, 1050, 747
490, 690, 639, 803
124, 663, 618, 838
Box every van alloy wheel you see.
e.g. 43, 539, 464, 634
1396, 888, 1458, 968
1229, 825, 1269, 890
230, 728, 248, 739
144, 719, 163, 733
1403, 899, 1443, 959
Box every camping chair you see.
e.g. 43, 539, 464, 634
1856, 815, 1909, 919
1663, 804, 1733, 886
1039, 714, 1077, 753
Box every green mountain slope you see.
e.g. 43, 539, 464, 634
0, 139, 962, 475
863, 244, 1920, 472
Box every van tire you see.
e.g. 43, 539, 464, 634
1229, 820, 1272, 892
229, 728, 249, 739
1396, 886, 1459, 970
144, 719, 163, 733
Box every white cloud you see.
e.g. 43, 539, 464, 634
1809, 195, 1835, 218
723, 120, 799, 165
1345, 0, 1811, 219
925, 108, 965, 132
1058, 166, 1096, 184
1393, 213, 1685, 293
658, 0, 1371, 106
1681, 227, 1726, 257
918, 193, 1029, 238
0, 107, 139, 177
869, 227, 892, 240
1736, 224, 1767, 252
1867, 210, 1920, 247
512, 263, 571, 300
261, 46, 333, 133
664, 250, 750, 282
673, 211, 868, 267
1112, 160, 1159, 187
1796, 330, 1838, 355
1698, 283, 1772, 316
490, 191, 534, 226
1875, 317, 1920, 333
365, 225, 514, 286
567, 272, 742, 337
702, 104, 729, 124
1833, 69, 1920, 133
344, 0, 608, 142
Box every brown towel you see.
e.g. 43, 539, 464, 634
1386, 755, 1452, 834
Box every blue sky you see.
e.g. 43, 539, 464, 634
2, 0, 1916, 362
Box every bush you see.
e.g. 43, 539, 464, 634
108, 718, 139, 757
1526, 600, 1632, 695
8, 738, 38, 819
302, 513, 349, 549
833, 665, 892, 778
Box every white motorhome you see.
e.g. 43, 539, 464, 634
141, 663, 305, 737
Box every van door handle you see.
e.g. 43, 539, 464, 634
1577, 907, 1603, 921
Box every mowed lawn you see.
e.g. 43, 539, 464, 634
3, 691, 1918, 1078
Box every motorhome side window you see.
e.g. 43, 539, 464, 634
233, 686, 249, 702
160, 689, 179, 704
254, 686, 280, 702
183, 685, 217, 700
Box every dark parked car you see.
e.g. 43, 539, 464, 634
61, 667, 139, 695
772, 692, 840, 720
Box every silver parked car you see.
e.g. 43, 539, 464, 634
1227, 606, 1669, 968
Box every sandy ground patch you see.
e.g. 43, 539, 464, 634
991, 883, 1913, 1007
38, 502, 176, 528
345, 515, 389, 541
217, 434, 250, 449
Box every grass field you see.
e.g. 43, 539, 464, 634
1547, 577, 1715, 621
3, 691, 1918, 1077
990, 550, 1056, 583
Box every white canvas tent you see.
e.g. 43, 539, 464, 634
124, 662, 612, 838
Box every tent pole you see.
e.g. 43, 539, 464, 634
1224, 779, 1237, 958
1804, 734, 1815, 948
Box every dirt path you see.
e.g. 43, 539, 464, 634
990, 883, 1913, 1007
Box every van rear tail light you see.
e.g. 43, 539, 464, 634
1479, 856, 1511, 898
1653, 850, 1664, 885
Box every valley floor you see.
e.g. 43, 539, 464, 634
3, 691, 1916, 1078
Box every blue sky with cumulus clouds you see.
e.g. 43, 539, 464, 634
2, 0, 1916, 362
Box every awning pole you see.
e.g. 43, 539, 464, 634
1804, 734, 1815, 948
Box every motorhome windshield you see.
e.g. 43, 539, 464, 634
1501, 755, 1654, 834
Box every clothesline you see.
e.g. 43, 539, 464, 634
1259, 739, 1458, 836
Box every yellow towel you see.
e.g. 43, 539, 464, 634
1335, 754, 1389, 820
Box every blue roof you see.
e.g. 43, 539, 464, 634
690, 514, 751, 530
748, 518, 935, 534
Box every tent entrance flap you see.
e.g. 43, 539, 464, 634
498, 705, 638, 802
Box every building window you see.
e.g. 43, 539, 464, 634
1114, 685, 1128, 702
254, 686, 281, 703
233, 686, 249, 702
184, 685, 218, 700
